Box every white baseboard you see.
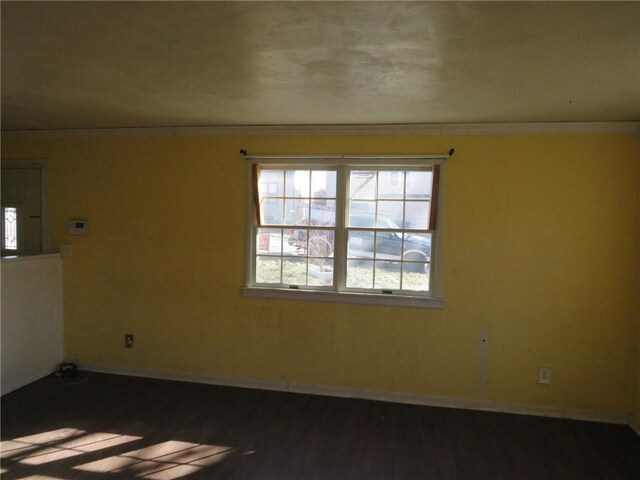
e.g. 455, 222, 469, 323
78, 363, 631, 426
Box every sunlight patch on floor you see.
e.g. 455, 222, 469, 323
0, 441, 40, 460
0, 428, 141, 466
19, 434, 142, 465
74, 440, 234, 479
13, 428, 85, 445
12, 476, 67, 480
2, 428, 235, 480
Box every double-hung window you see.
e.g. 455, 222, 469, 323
244, 154, 446, 308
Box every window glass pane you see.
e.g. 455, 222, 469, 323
376, 201, 403, 228
286, 170, 309, 197
375, 231, 402, 260
254, 165, 436, 295
284, 198, 309, 226
283, 228, 307, 256
3, 207, 18, 250
405, 171, 432, 200
378, 171, 404, 199
308, 230, 334, 258
259, 170, 284, 197
311, 171, 336, 198
256, 228, 282, 255
403, 233, 431, 262
349, 203, 376, 227
283, 257, 307, 285
374, 261, 401, 289
347, 230, 374, 259
349, 171, 376, 200
261, 198, 284, 225
402, 263, 430, 292
310, 199, 335, 227
256, 256, 281, 284
347, 260, 373, 288
405, 201, 429, 230
308, 259, 333, 286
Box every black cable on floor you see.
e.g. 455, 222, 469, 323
57, 371, 91, 385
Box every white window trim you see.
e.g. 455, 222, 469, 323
243, 154, 448, 309
241, 286, 444, 309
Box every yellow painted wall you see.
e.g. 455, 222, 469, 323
2, 133, 639, 414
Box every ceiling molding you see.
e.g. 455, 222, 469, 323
2, 122, 639, 140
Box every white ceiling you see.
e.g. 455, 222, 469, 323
1, 1, 639, 131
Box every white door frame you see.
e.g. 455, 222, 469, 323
1, 159, 49, 254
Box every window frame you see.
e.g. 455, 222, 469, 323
243, 155, 447, 309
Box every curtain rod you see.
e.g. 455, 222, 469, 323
240, 149, 454, 160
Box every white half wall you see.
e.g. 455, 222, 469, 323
1, 254, 63, 395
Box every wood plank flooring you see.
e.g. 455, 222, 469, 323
1, 373, 639, 479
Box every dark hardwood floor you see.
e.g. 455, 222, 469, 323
1, 373, 639, 479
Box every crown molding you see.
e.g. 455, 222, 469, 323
2, 122, 638, 139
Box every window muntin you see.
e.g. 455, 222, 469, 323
250, 162, 439, 298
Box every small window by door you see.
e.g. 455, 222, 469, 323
2, 207, 18, 251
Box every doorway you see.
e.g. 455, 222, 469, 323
1, 162, 45, 256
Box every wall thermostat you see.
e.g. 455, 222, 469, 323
68, 219, 87, 235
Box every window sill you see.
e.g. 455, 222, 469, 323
242, 287, 444, 309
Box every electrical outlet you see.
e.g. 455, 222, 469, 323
125, 334, 134, 348
537, 366, 551, 384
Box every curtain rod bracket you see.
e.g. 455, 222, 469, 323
240, 149, 248, 155
449, 148, 455, 156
